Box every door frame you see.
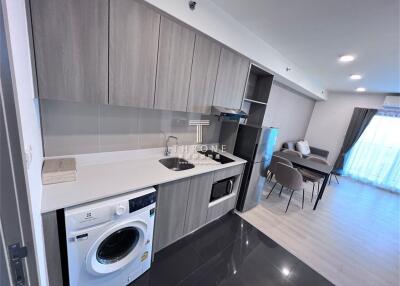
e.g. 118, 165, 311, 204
0, 0, 40, 284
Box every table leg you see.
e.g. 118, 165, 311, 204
313, 173, 329, 210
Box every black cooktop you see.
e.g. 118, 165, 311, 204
197, 150, 235, 164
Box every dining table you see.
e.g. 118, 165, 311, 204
273, 151, 333, 210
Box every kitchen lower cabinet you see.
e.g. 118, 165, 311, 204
154, 166, 244, 252
206, 195, 237, 223
213, 48, 249, 110
154, 178, 191, 252
183, 172, 214, 234
30, 0, 108, 103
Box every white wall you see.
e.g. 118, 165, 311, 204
263, 82, 316, 149
305, 92, 387, 164
3, 0, 47, 285
144, 0, 326, 100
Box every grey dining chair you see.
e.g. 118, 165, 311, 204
266, 155, 293, 183
299, 156, 330, 201
282, 149, 303, 158
266, 162, 305, 213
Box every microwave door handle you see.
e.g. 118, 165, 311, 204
228, 179, 234, 194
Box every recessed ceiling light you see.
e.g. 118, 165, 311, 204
339, 55, 355, 63
356, 87, 366, 92
350, 74, 362, 80
282, 268, 290, 276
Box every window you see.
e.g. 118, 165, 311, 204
343, 114, 400, 192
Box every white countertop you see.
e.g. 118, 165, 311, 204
41, 146, 246, 213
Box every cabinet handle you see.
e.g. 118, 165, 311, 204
228, 179, 234, 194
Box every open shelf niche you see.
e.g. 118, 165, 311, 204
241, 64, 273, 127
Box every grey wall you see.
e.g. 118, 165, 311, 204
40, 99, 221, 156
262, 81, 316, 150
305, 92, 387, 164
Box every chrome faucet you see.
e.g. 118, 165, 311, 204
165, 136, 178, 156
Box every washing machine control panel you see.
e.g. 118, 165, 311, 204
129, 192, 157, 213
65, 188, 157, 231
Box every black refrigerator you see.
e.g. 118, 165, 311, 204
234, 125, 279, 212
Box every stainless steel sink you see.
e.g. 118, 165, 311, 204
159, 157, 195, 171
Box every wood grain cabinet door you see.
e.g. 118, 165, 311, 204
30, 0, 108, 103
154, 17, 195, 112
213, 48, 250, 109
109, 0, 160, 108
187, 35, 221, 114
154, 178, 191, 252
183, 172, 214, 234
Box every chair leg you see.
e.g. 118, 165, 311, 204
266, 182, 277, 199
285, 189, 295, 213
317, 181, 320, 192
269, 173, 274, 182
329, 173, 332, 185
302, 189, 304, 209
334, 174, 339, 184
279, 185, 284, 197
311, 183, 315, 202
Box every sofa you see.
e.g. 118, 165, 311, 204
281, 140, 329, 159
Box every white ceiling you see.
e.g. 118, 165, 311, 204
211, 0, 400, 94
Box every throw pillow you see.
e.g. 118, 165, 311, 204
296, 140, 311, 155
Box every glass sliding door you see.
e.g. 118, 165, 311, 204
343, 113, 400, 192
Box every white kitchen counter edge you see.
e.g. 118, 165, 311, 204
41, 146, 246, 213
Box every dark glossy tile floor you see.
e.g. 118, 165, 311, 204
130, 214, 333, 286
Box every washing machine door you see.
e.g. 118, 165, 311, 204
86, 220, 147, 275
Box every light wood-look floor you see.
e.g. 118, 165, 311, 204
238, 177, 400, 286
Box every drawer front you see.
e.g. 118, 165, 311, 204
206, 195, 237, 223
213, 165, 243, 182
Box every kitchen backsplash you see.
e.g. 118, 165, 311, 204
40, 99, 222, 157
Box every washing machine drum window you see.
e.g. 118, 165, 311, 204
96, 227, 139, 265
86, 221, 147, 275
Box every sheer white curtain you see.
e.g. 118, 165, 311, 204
343, 112, 400, 192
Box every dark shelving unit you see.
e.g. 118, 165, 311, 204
241, 64, 273, 127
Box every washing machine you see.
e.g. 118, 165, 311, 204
64, 187, 157, 286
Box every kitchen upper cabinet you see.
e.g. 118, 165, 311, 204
154, 178, 191, 252
187, 35, 221, 114
183, 172, 214, 234
30, 0, 108, 103
155, 17, 195, 112
213, 48, 250, 110
109, 0, 160, 108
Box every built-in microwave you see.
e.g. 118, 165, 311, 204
210, 177, 235, 202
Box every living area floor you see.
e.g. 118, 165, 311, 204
239, 176, 400, 286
